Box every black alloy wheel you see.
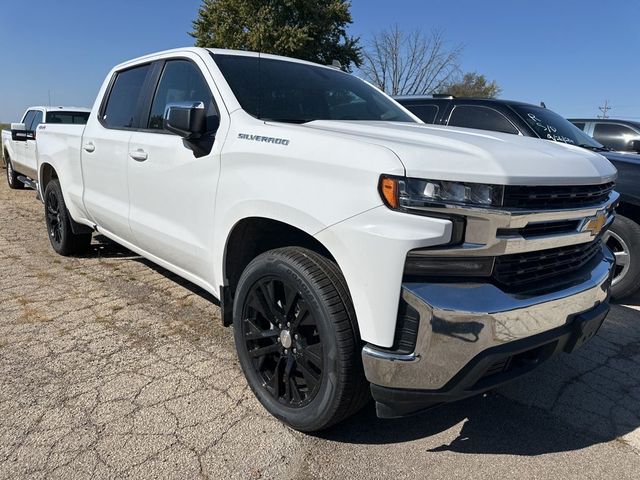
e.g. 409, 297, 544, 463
241, 276, 324, 408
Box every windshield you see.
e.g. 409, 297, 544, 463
212, 54, 415, 123
45, 111, 90, 125
510, 104, 604, 149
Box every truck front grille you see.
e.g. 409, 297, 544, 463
503, 182, 614, 210
493, 240, 603, 288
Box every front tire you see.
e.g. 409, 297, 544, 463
605, 214, 640, 299
6, 157, 24, 190
233, 247, 369, 431
44, 179, 91, 256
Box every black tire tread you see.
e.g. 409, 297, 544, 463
44, 179, 92, 256
609, 214, 640, 299
6, 157, 24, 190
239, 246, 369, 431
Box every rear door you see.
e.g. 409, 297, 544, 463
81, 63, 153, 242
127, 55, 226, 280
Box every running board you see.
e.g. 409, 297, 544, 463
17, 175, 37, 190
17, 175, 41, 200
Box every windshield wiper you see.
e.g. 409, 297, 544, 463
578, 144, 611, 152
261, 118, 314, 124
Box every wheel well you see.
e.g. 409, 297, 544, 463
617, 201, 640, 225
39, 163, 58, 193
222, 217, 336, 325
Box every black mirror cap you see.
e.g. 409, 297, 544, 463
163, 102, 209, 139
629, 139, 640, 153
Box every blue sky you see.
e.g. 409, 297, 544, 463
1, 0, 639, 121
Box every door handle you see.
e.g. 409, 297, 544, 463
129, 149, 148, 162
83, 142, 95, 153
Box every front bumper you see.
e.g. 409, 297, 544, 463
362, 246, 615, 418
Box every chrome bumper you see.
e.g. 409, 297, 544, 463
362, 247, 615, 390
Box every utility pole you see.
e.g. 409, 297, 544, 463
598, 100, 611, 119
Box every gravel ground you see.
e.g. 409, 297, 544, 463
0, 176, 639, 479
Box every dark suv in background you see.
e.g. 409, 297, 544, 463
396, 95, 640, 299
569, 119, 640, 154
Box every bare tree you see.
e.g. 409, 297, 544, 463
360, 26, 463, 96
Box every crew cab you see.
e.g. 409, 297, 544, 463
396, 95, 640, 300
35, 48, 618, 431
2, 106, 90, 190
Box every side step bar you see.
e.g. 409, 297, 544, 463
17, 175, 41, 201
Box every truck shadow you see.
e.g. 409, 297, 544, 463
320, 302, 640, 455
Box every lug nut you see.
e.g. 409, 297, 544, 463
294, 334, 299, 340
287, 322, 290, 327
284, 349, 289, 354
293, 348, 297, 354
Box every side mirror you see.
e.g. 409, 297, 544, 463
163, 102, 212, 140
10, 123, 27, 142
629, 139, 640, 153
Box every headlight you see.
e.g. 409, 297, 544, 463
380, 176, 504, 210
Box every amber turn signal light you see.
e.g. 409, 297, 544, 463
379, 176, 399, 209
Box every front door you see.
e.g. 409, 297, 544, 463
127, 57, 224, 281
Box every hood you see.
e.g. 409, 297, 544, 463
303, 121, 617, 186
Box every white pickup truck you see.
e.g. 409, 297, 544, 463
2, 106, 90, 189
35, 47, 618, 431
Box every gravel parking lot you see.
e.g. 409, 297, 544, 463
1, 178, 639, 479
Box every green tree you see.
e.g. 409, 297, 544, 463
443, 72, 501, 98
190, 0, 361, 70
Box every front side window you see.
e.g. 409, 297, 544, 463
103, 64, 151, 128
213, 54, 414, 123
510, 105, 603, 148
406, 104, 439, 123
29, 111, 43, 131
593, 123, 640, 151
448, 105, 519, 134
46, 111, 90, 124
148, 60, 217, 131
22, 110, 36, 130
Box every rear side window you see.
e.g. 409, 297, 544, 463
147, 60, 217, 131
448, 105, 519, 135
406, 104, 439, 123
29, 111, 43, 131
593, 123, 640, 151
46, 111, 90, 124
102, 64, 151, 129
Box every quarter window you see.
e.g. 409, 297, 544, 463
448, 105, 519, 135
148, 60, 217, 131
571, 122, 586, 131
102, 64, 151, 129
593, 123, 640, 152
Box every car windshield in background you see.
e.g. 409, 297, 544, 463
45, 111, 90, 125
510, 105, 604, 149
212, 54, 415, 124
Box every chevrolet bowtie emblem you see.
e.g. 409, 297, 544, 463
582, 211, 607, 237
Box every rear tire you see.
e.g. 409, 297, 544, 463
605, 214, 640, 299
6, 157, 24, 190
233, 247, 369, 432
44, 179, 91, 256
